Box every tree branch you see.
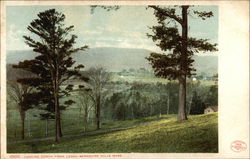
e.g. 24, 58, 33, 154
148, 6, 183, 25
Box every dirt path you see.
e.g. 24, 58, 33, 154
8, 115, 176, 145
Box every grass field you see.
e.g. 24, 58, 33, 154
7, 113, 218, 153
7, 105, 172, 142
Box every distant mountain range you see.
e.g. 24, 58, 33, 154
6, 47, 218, 76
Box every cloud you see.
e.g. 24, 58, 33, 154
7, 24, 30, 50
79, 30, 103, 36
76, 23, 159, 51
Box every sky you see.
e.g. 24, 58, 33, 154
6, 5, 218, 52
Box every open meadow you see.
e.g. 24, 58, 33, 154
7, 113, 218, 153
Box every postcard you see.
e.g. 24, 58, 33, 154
1, 0, 249, 159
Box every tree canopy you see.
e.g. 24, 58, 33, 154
13, 9, 89, 141
146, 6, 218, 120
147, 6, 217, 80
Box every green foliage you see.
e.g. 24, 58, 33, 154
146, 6, 218, 120
13, 9, 88, 120
104, 80, 217, 119
146, 6, 217, 80
189, 90, 206, 114
90, 5, 120, 14
193, 10, 214, 20
186, 81, 218, 114
206, 84, 218, 106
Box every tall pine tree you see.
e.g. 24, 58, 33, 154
146, 6, 217, 120
14, 9, 88, 142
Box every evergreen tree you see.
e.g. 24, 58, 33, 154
14, 9, 88, 142
146, 6, 217, 120
189, 90, 206, 115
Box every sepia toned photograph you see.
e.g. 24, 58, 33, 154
1, 1, 249, 159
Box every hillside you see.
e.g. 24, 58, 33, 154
7, 47, 218, 75
8, 113, 218, 153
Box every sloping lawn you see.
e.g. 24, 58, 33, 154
8, 113, 218, 153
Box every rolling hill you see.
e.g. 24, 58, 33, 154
6, 47, 218, 76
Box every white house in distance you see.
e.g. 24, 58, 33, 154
204, 106, 218, 114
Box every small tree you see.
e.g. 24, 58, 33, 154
14, 9, 88, 142
189, 90, 206, 114
146, 6, 217, 120
8, 80, 33, 139
77, 87, 95, 132
84, 67, 111, 129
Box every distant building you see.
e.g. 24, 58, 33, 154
204, 106, 218, 114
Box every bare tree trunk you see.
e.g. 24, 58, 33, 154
54, 74, 60, 142
123, 106, 126, 120
167, 92, 170, 114
54, 94, 59, 142
27, 112, 31, 137
131, 106, 134, 120
54, 95, 58, 142
96, 95, 101, 129
178, 6, 189, 121
178, 77, 187, 120
45, 119, 48, 136
20, 110, 25, 139
14, 125, 17, 138
150, 105, 153, 116
84, 106, 88, 132
188, 93, 193, 115
79, 106, 82, 126
57, 97, 63, 137
159, 103, 162, 117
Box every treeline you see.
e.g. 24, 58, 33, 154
7, 65, 218, 122
7, 65, 218, 137
101, 81, 218, 121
